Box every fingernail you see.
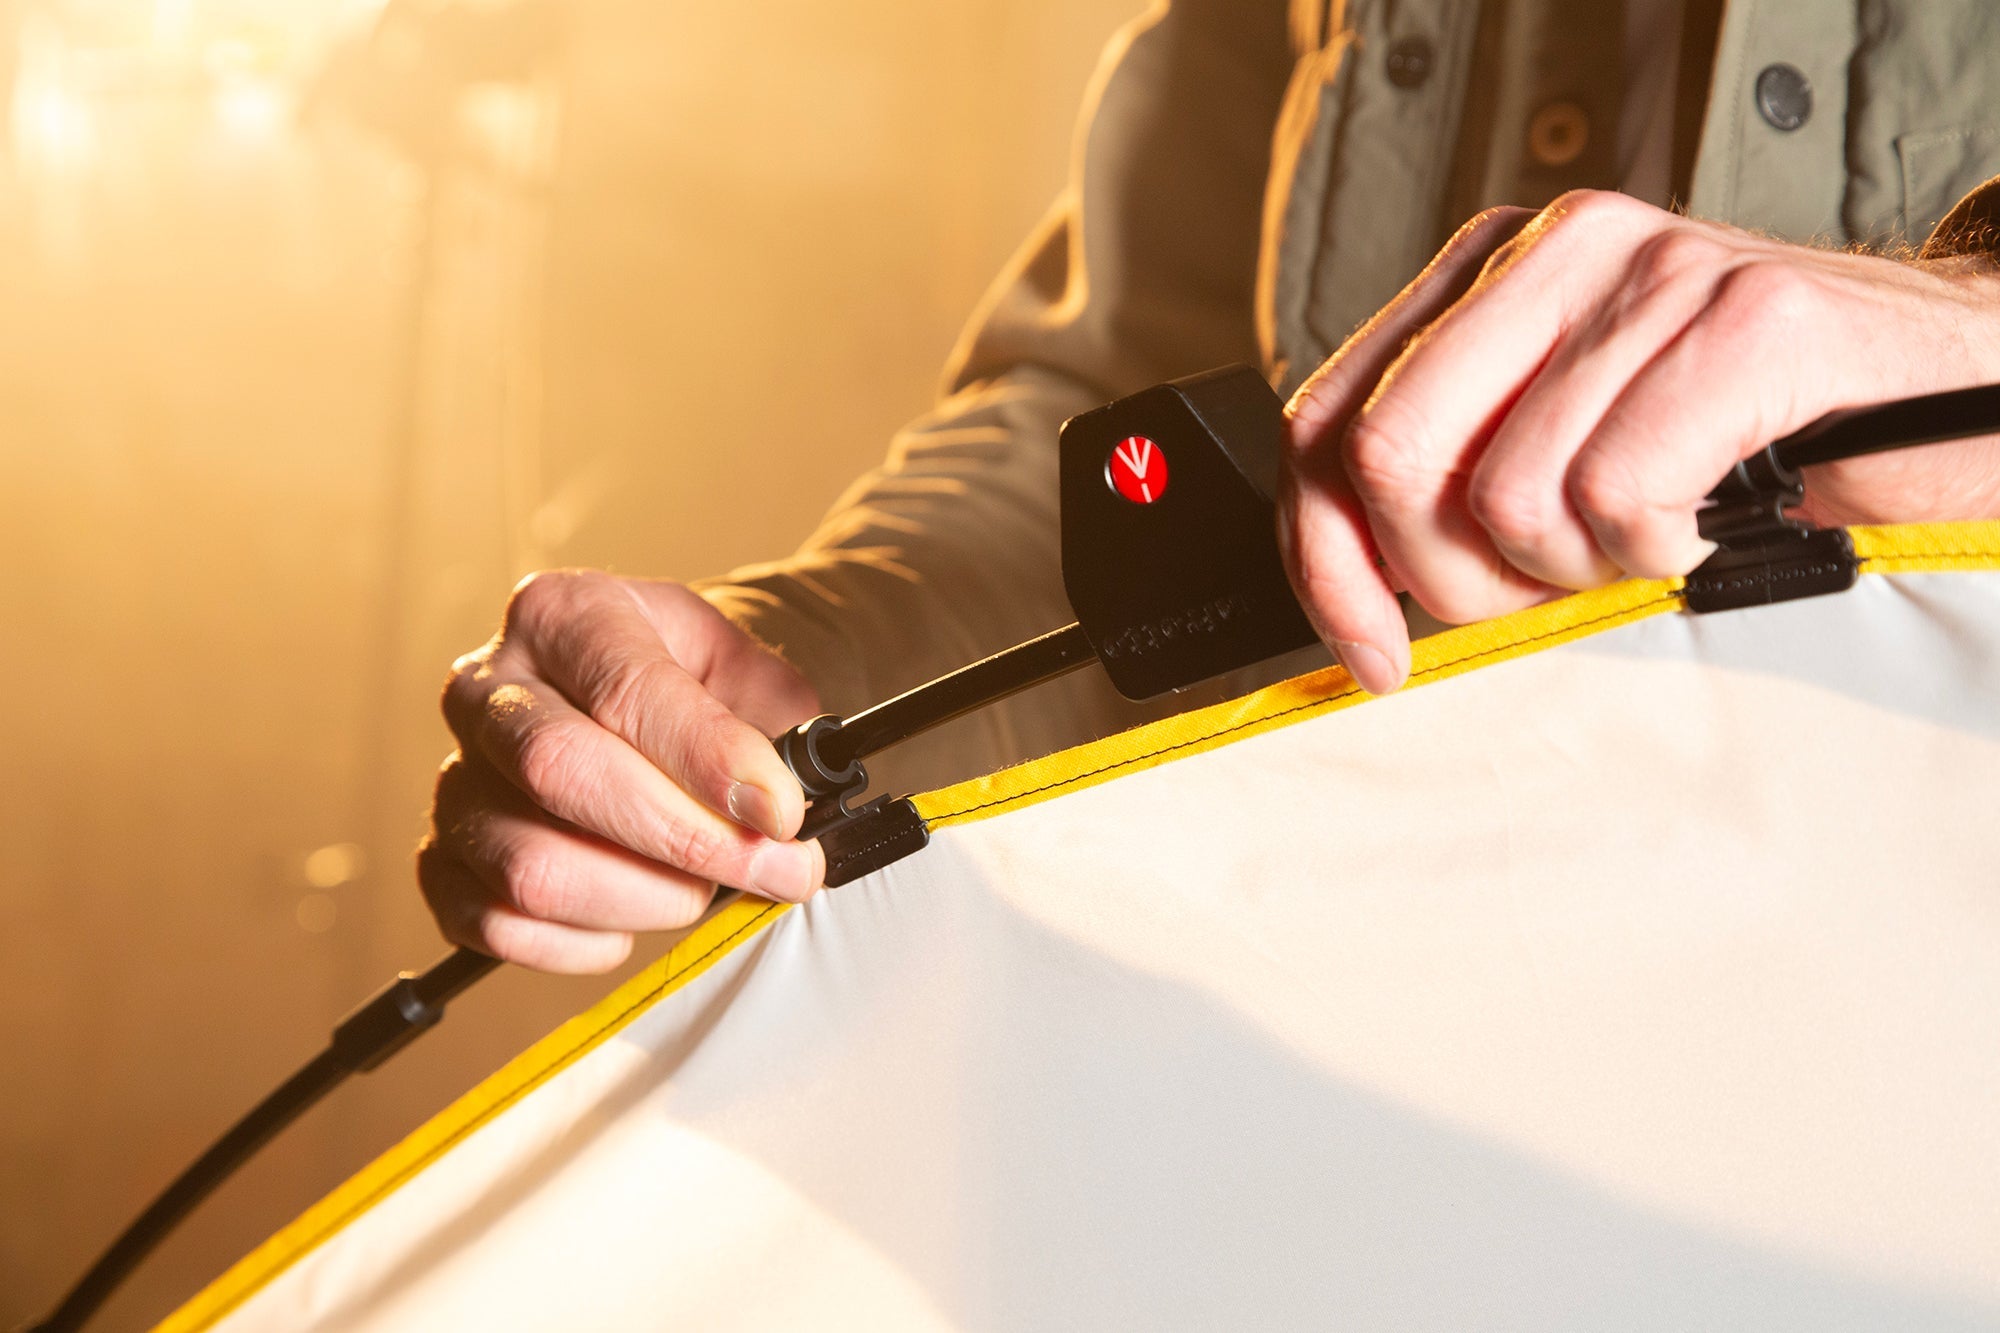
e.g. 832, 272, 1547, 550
727, 781, 786, 841
745, 839, 816, 902
1336, 639, 1405, 695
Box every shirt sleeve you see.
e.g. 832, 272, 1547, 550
695, 0, 1296, 793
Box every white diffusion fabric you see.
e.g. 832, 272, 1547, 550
207, 572, 2000, 1331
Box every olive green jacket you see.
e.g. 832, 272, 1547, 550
702, 0, 2000, 791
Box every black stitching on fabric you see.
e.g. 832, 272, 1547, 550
192, 545, 2000, 1324
1862, 548, 2000, 566
928, 593, 1682, 823
933, 542, 2000, 826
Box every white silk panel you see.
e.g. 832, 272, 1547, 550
212, 572, 2000, 1331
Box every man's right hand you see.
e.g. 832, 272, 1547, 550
420, 570, 826, 974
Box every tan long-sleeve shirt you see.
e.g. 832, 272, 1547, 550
700, 0, 2000, 794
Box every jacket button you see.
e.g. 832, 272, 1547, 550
1385, 36, 1434, 89
1755, 63, 1812, 131
1527, 101, 1590, 167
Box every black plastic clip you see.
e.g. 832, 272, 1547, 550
816, 795, 929, 887
774, 713, 930, 887
775, 713, 865, 830
1685, 445, 1857, 614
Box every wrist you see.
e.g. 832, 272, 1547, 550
1794, 263, 2000, 527
1899, 260, 2000, 385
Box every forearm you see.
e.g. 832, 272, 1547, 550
1797, 250, 2000, 528
695, 366, 1162, 792
697, 0, 1295, 789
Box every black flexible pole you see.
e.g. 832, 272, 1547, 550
818, 621, 1097, 772
31, 379, 2000, 1333
1701, 382, 2000, 547
26, 1050, 350, 1333
28, 626, 1098, 1332
1773, 382, 2000, 471
27, 948, 497, 1333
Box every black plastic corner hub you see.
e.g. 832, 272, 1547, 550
774, 713, 864, 804
1685, 380, 2000, 614
817, 796, 929, 887
1685, 444, 1856, 613
46, 373, 2000, 1333
1059, 365, 1320, 700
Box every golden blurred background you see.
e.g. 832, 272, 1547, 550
0, 0, 1139, 1323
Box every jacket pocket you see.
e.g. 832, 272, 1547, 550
1898, 124, 2000, 243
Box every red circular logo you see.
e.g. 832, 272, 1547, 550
1106, 436, 1168, 505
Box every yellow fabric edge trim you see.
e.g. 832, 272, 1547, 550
915, 576, 1684, 828
1849, 519, 2000, 573
155, 522, 2000, 1332
155, 896, 792, 1333
914, 521, 2000, 831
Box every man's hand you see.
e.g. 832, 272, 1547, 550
1280, 190, 2000, 695
421, 571, 825, 974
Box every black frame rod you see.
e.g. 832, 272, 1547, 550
29, 626, 1101, 1332
26, 1049, 349, 1333
27, 949, 498, 1333
34, 380, 2000, 1333
1773, 382, 2000, 471
818, 620, 1097, 772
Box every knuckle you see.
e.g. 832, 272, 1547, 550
648, 579, 700, 613
479, 918, 637, 974
1481, 193, 1643, 284
1525, 191, 1644, 261
587, 933, 636, 974
433, 745, 467, 783
1469, 475, 1555, 550
504, 569, 555, 625
469, 911, 538, 967
1343, 399, 1434, 508
669, 710, 745, 788
1280, 506, 1328, 588
589, 654, 677, 741
1568, 451, 1647, 532
414, 840, 454, 906
416, 845, 487, 950
1714, 259, 1813, 327
505, 568, 592, 636
1414, 579, 1507, 629
498, 838, 579, 923
1480, 230, 1536, 282
1470, 203, 1533, 233
1627, 226, 1721, 294
662, 882, 719, 931
658, 816, 726, 877
440, 653, 494, 729
1284, 539, 1340, 608
430, 750, 470, 809
1547, 188, 1630, 229
1447, 205, 1532, 255
512, 717, 595, 804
